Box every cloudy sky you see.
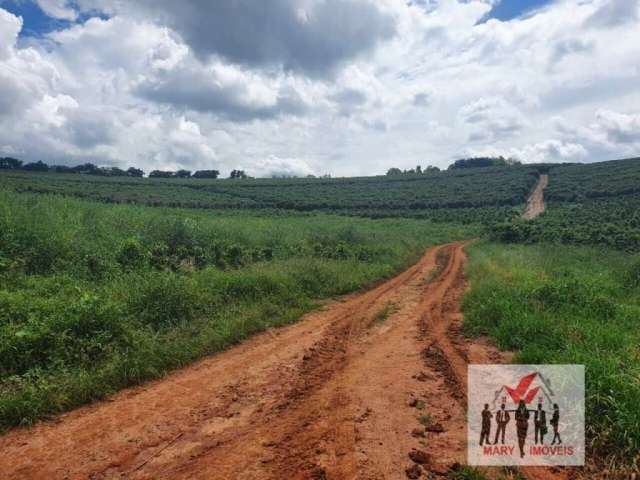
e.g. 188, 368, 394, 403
0, 0, 639, 177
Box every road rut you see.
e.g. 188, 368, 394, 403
0, 243, 566, 480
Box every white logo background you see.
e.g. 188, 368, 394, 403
468, 364, 585, 466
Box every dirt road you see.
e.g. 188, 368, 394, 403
523, 174, 549, 220
0, 243, 565, 480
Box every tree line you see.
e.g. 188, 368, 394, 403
447, 156, 521, 170
386, 165, 441, 176
385, 157, 523, 176
0, 157, 251, 179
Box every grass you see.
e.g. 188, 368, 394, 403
372, 302, 396, 326
462, 241, 640, 469
0, 189, 478, 428
447, 466, 528, 480
448, 467, 488, 480
418, 413, 433, 427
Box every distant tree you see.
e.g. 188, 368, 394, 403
425, 165, 440, 173
416, 165, 422, 174
175, 169, 192, 178
71, 163, 100, 174
126, 167, 144, 177
229, 169, 247, 179
0, 157, 22, 169
91, 167, 110, 176
193, 170, 220, 179
272, 174, 298, 179
448, 156, 521, 170
149, 170, 175, 178
103, 167, 127, 176
22, 161, 49, 172
386, 168, 402, 176
51, 165, 72, 173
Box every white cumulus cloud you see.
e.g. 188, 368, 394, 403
0, 0, 639, 175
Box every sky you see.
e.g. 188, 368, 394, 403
0, 0, 639, 177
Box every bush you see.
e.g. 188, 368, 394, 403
117, 238, 147, 270
85, 254, 110, 280
128, 273, 200, 329
624, 259, 640, 290
0, 292, 124, 376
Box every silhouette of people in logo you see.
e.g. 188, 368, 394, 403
515, 400, 530, 458
550, 403, 562, 445
480, 403, 493, 446
493, 403, 510, 444
534, 403, 548, 444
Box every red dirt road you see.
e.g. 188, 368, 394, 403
0, 243, 566, 479
523, 174, 549, 220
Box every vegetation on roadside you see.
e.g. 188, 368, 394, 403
447, 467, 488, 480
463, 241, 640, 468
0, 189, 475, 428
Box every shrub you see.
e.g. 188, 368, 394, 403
128, 273, 200, 329
85, 254, 109, 280
0, 292, 124, 376
117, 238, 147, 270
624, 259, 640, 290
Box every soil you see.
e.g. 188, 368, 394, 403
0, 243, 567, 480
523, 174, 549, 220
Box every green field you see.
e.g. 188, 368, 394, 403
491, 158, 640, 250
1, 158, 640, 469
3, 158, 639, 239
0, 190, 474, 428
0, 164, 539, 223
463, 241, 640, 468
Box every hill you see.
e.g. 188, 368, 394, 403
491, 157, 640, 250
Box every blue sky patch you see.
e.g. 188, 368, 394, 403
1, 0, 71, 36
485, 0, 555, 21
0, 0, 106, 37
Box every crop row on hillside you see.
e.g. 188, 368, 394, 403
0, 190, 476, 428
545, 157, 640, 201
491, 194, 640, 250
491, 158, 640, 251
0, 165, 539, 221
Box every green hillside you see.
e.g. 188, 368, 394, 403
1, 164, 540, 223
492, 158, 640, 250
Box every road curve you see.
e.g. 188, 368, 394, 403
0, 243, 567, 480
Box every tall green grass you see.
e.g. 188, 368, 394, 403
463, 241, 640, 467
0, 190, 477, 428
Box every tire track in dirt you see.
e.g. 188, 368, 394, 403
0, 243, 567, 480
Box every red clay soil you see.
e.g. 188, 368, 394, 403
0, 243, 568, 480
523, 174, 549, 220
